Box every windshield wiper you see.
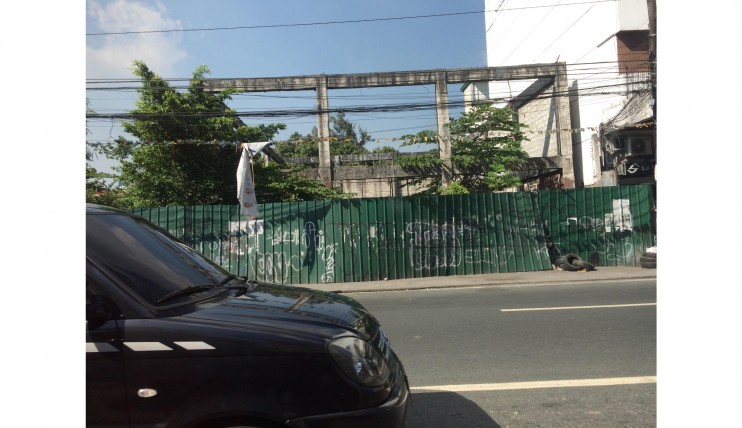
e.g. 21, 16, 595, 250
217, 275, 237, 287
156, 285, 215, 304
157, 278, 258, 304
217, 277, 258, 297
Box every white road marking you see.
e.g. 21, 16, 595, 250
501, 303, 656, 312
411, 376, 656, 392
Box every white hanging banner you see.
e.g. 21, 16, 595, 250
237, 144, 259, 219
244, 141, 271, 157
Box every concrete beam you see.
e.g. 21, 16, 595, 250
203, 64, 565, 93
514, 156, 563, 171
203, 63, 573, 190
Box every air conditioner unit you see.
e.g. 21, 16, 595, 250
624, 136, 654, 156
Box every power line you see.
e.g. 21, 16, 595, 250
531, 4, 596, 63
486, 0, 511, 33
86, 69, 648, 113
86, 83, 649, 121
499, 0, 563, 65
86, 1, 617, 36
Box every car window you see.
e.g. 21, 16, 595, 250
87, 214, 232, 307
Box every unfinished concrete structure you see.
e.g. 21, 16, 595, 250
205, 63, 577, 196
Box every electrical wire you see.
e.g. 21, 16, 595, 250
87, 80, 649, 120
86, 57, 650, 146
531, 4, 596, 63
86, 1, 617, 36
499, 0, 562, 65
86, 83, 650, 122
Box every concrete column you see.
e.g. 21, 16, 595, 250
569, 80, 584, 188
591, 133, 601, 187
554, 63, 575, 188
316, 76, 332, 187
435, 72, 452, 185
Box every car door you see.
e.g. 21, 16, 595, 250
86, 277, 129, 427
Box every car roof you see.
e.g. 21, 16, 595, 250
86, 203, 131, 215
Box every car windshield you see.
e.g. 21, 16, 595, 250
87, 213, 236, 306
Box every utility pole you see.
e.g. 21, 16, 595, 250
647, 0, 656, 120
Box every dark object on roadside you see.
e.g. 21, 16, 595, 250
554, 253, 596, 272
640, 260, 657, 269
86, 204, 409, 428
640, 247, 657, 269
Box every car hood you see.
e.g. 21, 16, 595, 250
182, 282, 380, 340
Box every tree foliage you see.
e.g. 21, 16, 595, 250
272, 112, 372, 160
86, 100, 128, 207
86, 148, 127, 207
121, 62, 278, 143
448, 104, 529, 192
396, 105, 528, 193
329, 112, 371, 154
272, 131, 319, 159
255, 164, 349, 202
90, 62, 346, 207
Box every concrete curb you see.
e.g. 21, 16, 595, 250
305, 266, 657, 294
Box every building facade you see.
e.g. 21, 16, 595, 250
478, 0, 655, 187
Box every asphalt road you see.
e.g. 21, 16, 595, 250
349, 278, 657, 427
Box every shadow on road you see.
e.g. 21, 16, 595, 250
407, 391, 500, 428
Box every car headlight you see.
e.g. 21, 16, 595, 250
328, 336, 390, 388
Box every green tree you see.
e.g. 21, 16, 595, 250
272, 131, 319, 159
121, 62, 271, 144
371, 146, 399, 154
272, 113, 372, 160
256, 163, 349, 202
86, 100, 129, 207
448, 104, 528, 192
397, 105, 528, 193
86, 148, 125, 207
91, 62, 345, 207
329, 112, 370, 155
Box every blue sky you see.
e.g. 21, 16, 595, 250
86, 0, 489, 172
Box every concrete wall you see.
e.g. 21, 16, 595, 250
518, 90, 561, 158
296, 164, 434, 198
337, 177, 431, 198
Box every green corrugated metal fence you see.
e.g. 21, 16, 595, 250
130, 185, 655, 285
539, 185, 656, 267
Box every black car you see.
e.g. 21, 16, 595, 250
86, 204, 409, 427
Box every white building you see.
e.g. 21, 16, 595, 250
474, 0, 654, 187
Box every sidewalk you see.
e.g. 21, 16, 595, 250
309, 266, 657, 294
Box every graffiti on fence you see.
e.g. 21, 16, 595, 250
556, 199, 634, 233
606, 199, 633, 232
404, 217, 547, 271
133, 186, 654, 285
405, 221, 461, 270
463, 247, 515, 267
224, 221, 340, 284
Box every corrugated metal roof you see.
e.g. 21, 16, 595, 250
604, 91, 653, 133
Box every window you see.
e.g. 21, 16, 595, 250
87, 214, 232, 306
